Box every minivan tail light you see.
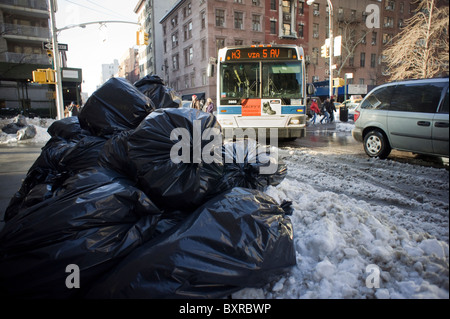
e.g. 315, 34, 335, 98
354, 110, 360, 122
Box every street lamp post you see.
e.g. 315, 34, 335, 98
307, 0, 334, 100
48, 0, 64, 120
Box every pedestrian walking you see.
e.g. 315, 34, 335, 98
205, 98, 215, 114
329, 98, 337, 123
191, 95, 201, 110
320, 98, 331, 124
309, 99, 320, 125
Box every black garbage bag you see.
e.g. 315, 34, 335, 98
47, 116, 89, 140
97, 130, 136, 178
59, 135, 107, 173
126, 108, 224, 210
78, 77, 155, 137
86, 187, 296, 299
0, 168, 162, 298
3, 136, 77, 221
221, 139, 287, 191
134, 75, 181, 109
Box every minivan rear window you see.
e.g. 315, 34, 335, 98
360, 86, 394, 110
390, 83, 447, 113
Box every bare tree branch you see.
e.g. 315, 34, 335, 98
382, 0, 449, 81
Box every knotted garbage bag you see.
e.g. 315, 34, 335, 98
86, 187, 296, 299
134, 75, 181, 109
78, 77, 155, 137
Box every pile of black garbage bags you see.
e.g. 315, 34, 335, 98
0, 75, 296, 299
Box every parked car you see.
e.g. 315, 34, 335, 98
352, 77, 449, 159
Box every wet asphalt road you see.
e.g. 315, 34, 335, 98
0, 123, 448, 226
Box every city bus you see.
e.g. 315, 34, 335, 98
216, 44, 309, 140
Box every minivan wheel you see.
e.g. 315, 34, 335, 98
363, 130, 391, 159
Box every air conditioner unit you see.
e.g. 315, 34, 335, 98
313, 11, 320, 16
313, 33, 319, 38
325, 69, 330, 75
361, 39, 366, 44
371, 41, 376, 45
305, 55, 311, 62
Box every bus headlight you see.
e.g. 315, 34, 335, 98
289, 118, 300, 125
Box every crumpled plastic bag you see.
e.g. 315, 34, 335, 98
0, 168, 162, 298
220, 139, 287, 191
78, 77, 155, 137
85, 187, 296, 299
134, 75, 181, 109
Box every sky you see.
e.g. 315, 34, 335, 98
54, 0, 141, 97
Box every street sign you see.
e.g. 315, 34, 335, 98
42, 42, 68, 51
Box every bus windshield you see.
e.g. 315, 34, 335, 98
220, 61, 302, 101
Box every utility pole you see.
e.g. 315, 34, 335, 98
48, 0, 65, 120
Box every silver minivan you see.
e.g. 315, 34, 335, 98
352, 78, 449, 159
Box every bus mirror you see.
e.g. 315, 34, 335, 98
207, 63, 215, 77
307, 83, 316, 95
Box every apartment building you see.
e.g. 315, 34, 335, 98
160, 0, 268, 102
134, 0, 179, 78
0, 0, 82, 117
116, 48, 140, 84
307, 0, 415, 88
157, 0, 418, 101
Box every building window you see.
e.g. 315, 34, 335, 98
171, 15, 178, 29
184, 75, 189, 89
270, 20, 277, 34
312, 47, 319, 65
299, 0, 304, 15
313, 3, 319, 16
271, 0, 276, 10
313, 23, 319, 38
190, 73, 195, 88
372, 32, 377, 45
385, 1, 395, 11
371, 54, 376, 68
163, 40, 167, 53
202, 71, 207, 86
171, 31, 179, 48
216, 38, 225, 52
252, 0, 261, 6
216, 9, 225, 27
235, 39, 243, 45
234, 0, 243, 3
184, 21, 193, 40
298, 23, 304, 38
172, 54, 179, 70
252, 15, 261, 32
360, 52, 365, 67
359, 78, 365, 84
383, 33, 393, 44
349, 55, 354, 67
184, 46, 193, 66
235, 12, 244, 29
201, 11, 206, 29
201, 38, 206, 61
312, 75, 319, 82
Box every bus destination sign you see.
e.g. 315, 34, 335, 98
225, 47, 297, 61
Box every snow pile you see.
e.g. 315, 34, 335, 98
234, 149, 449, 299
0, 117, 55, 144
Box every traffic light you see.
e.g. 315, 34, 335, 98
321, 44, 329, 58
143, 31, 149, 45
32, 68, 56, 84
332, 78, 345, 88
136, 30, 149, 46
